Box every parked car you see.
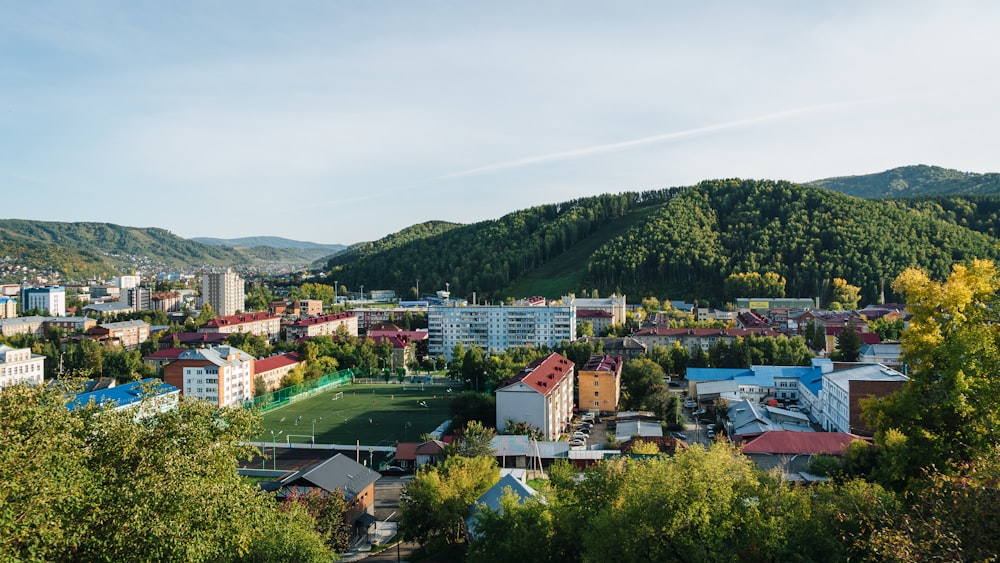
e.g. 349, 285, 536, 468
568, 439, 585, 447
683, 399, 697, 408
573, 432, 588, 440
670, 432, 687, 440
706, 429, 715, 439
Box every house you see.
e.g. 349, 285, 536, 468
269, 453, 380, 541
726, 399, 814, 442
253, 352, 301, 393
0, 345, 45, 390
615, 419, 664, 442
414, 440, 448, 467
740, 430, 862, 475
822, 363, 907, 435
466, 474, 537, 540
199, 312, 281, 343
162, 345, 255, 407
284, 312, 358, 342
66, 378, 180, 418
368, 328, 429, 363
578, 355, 622, 415
496, 353, 575, 440
390, 442, 418, 471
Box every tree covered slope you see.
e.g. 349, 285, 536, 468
808, 165, 1000, 199
587, 179, 1000, 304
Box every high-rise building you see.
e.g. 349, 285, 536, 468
201, 269, 245, 317
0, 345, 46, 390
162, 345, 254, 408
20, 285, 66, 317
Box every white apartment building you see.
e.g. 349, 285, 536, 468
496, 353, 576, 440
821, 364, 907, 435
198, 312, 282, 343
428, 305, 576, 359
285, 312, 358, 343
201, 269, 245, 317
561, 294, 627, 325
0, 345, 45, 389
163, 346, 254, 408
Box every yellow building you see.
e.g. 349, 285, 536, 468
578, 355, 623, 415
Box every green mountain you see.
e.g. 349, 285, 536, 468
317, 221, 463, 268
320, 179, 1000, 306
0, 220, 250, 281
193, 235, 347, 253
807, 165, 1000, 199
193, 236, 348, 267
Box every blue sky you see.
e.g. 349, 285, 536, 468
2, 1, 998, 244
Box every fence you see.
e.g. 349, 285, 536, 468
249, 368, 354, 413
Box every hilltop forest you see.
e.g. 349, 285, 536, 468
323, 178, 1000, 305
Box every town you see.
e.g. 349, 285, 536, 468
3, 259, 990, 561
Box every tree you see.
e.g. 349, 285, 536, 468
502, 420, 544, 441
829, 278, 861, 310
399, 455, 498, 551
450, 420, 496, 458
466, 490, 558, 563
449, 391, 496, 432
834, 320, 862, 362
864, 260, 1000, 484
0, 383, 332, 562
284, 488, 350, 552
576, 320, 594, 338
620, 358, 665, 410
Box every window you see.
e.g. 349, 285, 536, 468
594, 401, 600, 407
594, 391, 599, 397
594, 381, 599, 387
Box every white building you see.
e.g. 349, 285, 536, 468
561, 294, 627, 325
201, 269, 245, 317
163, 346, 254, 408
115, 275, 141, 291
821, 364, 907, 435
428, 305, 575, 359
0, 345, 45, 389
20, 285, 66, 317
496, 353, 575, 441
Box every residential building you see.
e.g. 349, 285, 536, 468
561, 294, 626, 325
576, 309, 614, 335
574, 336, 647, 362
428, 305, 575, 359
123, 286, 152, 311
143, 347, 187, 373
285, 312, 358, 343
632, 327, 782, 355
578, 355, 622, 414
199, 312, 281, 343
299, 299, 324, 316
201, 269, 245, 317
157, 331, 229, 349
822, 364, 907, 435
67, 378, 180, 418
20, 285, 66, 316
0, 316, 47, 338
496, 353, 575, 440
162, 345, 255, 407
615, 419, 664, 442
86, 320, 151, 350
726, 399, 814, 441
0, 296, 16, 319
858, 343, 903, 370
151, 292, 182, 312
115, 275, 141, 290
368, 328, 429, 363
347, 306, 427, 332
268, 454, 381, 542
414, 440, 448, 467
735, 298, 817, 312
0, 345, 45, 389
253, 352, 301, 393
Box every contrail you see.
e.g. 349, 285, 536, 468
438, 98, 889, 180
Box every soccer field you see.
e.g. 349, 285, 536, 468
255, 383, 454, 446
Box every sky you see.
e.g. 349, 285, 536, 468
2, 1, 999, 245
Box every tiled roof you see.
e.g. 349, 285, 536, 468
254, 352, 300, 373
287, 312, 353, 327
203, 312, 279, 327
393, 442, 419, 461
499, 353, 574, 396
415, 440, 448, 455
580, 354, 621, 373
577, 309, 613, 319
633, 327, 781, 338
159, 332, 229, 346
143, 347, 186, 360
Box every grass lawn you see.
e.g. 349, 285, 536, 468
255, 383, 454, 446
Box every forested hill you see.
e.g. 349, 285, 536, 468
320, 180, 1000, 305
320, 220, 464, 268
0, 220, 249, 280
320, 191, 680, 299
588, 179, 1000, 304
807, 165, 1000, 198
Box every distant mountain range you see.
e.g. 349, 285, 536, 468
806, 164, 1000, 198
3, 165, 1000, 291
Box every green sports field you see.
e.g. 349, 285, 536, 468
255, 383, 454, 446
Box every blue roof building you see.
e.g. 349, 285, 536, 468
68, 378, 180, 417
